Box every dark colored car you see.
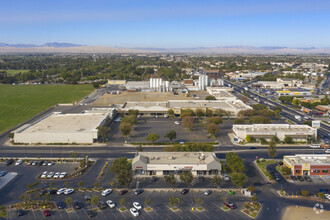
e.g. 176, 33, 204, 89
224, 201, 237, 210
119, 190, 128, 195
151, 176, 157, 182
304, 176, 312, 182
290, 175, 297, 181
248, 147, 256, 149
98, 201, 107, 209
39, 190, 47, 196
297, 176, 304, 181
274, 175, 281, 182
6, 158, 14, 165
17, 209, 24, 217
73, 201, 82, 209
135, 189, 144, 195
57, 201, 66, 209
47, 189, 57, 195
181, 189, 189, 195
277, 161, 284, 166
0, 171, 7, 177
44, 210, 51, 217
37, 161, 44, 166
87, 210, 96, 218
198, 176, 205, 182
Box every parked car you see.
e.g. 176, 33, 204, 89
17, 209, 24, 216
135, 189, 144, 195
133, 202, 142, 210
181, 189, 189, 195
84, 194, 92, 201
39, 190, 47, 196
223, 174, 230, 182
304, 176, 312, 182
274, 175, 282, 182
174, 121, 180, 125
56, 188, 67, 195
119, 190, 128, 195
130, 208, 139, 217
59, 172, 67, 179
43, 210, 51, 217
224, 201, 237, 210
42, 161, 48, 166
0, 171, 7, 177
204, 190, 212, 196
290, 175, 297, 181
47, 189, 57, 195
98, 201, 107, 209
248, 147, 256, 149
53, 172, 61, 179
47, 162, 54, 166
86, 210, 96, 218
47, 172, 54, 178
57, 201, 66, 209
27, 161, 32, 166
101, 189, 112, 196
73, 201, 82, 209
106, 200, 115, 208
32, 161, 37, 166
151, 176, 157, 182
37, 161, 44, 166
40, 171, 48, 178
297, 176, 304, 181
15, 159, 22, 165
6, 158, 14, 165
64, 188, 75, 195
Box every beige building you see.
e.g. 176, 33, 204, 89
132, 152, 222, 176
13, 112, 111, 144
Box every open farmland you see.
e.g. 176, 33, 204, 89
92, 91, 194, 105
0, 84, 94, 133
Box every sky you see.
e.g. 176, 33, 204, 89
1, 0, 330, 48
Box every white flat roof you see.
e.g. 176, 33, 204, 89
284, 154, 330, 166
15, 112, 108, 134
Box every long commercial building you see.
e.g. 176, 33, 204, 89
232, 124, 317, 142
132, 152, 222, 176
283, 154, 330, 176
13, 111, 111, 144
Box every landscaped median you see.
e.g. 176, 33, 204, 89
255, 159, 276, 182
241, 202, 262, 219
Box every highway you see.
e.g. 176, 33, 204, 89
224, 80, 330, 139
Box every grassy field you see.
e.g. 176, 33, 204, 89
0, 84, 94, 133
1, 69, 30, 75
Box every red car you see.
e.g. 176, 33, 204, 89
224, 201, 237, 210
44, 210, 51, 216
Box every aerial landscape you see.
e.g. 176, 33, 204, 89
0, 0, 330, 219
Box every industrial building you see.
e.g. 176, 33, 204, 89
149, 78, 170, 92
206, 87, 237, 101
232, 124, 317, 142
168, 100, 252, 117
13, 111, 112, 144
132, 152, 222, 176
121, 102, 168, 116
253, 78, 303, 90
283, 154, 330, 176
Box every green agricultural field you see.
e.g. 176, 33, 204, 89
2, 69, 30, 75
0, 84, 94, 133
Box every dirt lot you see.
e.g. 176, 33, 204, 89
92, 91, 194, 105
282, 206, 330, 220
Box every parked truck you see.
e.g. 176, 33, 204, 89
295, 115, 302, 121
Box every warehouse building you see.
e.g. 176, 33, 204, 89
168, 100, 252, 117
253, 78, 303, 90
283, 154, 330, 176
206, 87, 237, 101
232, 124, 317, 142
13, 112, 111, 144
132, 152, 222, 176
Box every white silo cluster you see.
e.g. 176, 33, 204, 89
198, 74, 208, 90
149, 78, 170, 92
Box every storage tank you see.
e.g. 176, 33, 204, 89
165, 81, 169, 92
150, 78, 153, 88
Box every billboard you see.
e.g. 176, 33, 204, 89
312, 120, 321, 129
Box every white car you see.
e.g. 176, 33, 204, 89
174, 121, 180, 125
102, 189, 112, 196
42, 161, 48, 166
41, 171, 48, 178
64, 188, 75, 195
47, 172, 54, 178
59, 172, 67, 179
56, 188, 67, 195
106, 200, 115, 208
53, 172, 61, 178
325, 194, 330, 201
130, 208, 139, 217
47, 162, 54, 166
133, 202, 142, 210
310, 144, 321, 149
15, 159, 22, 165
325, 149, 330, 154
32, 161, 37, 166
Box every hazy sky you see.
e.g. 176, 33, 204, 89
1, 0, 330, 48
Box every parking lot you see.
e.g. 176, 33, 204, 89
6, 189, 251, 220
109, 117, 212, 144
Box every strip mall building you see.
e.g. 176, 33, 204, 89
283, 154, 330, 176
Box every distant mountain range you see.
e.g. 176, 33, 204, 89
0, 42, 83, 48
0, 42, 329, 54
